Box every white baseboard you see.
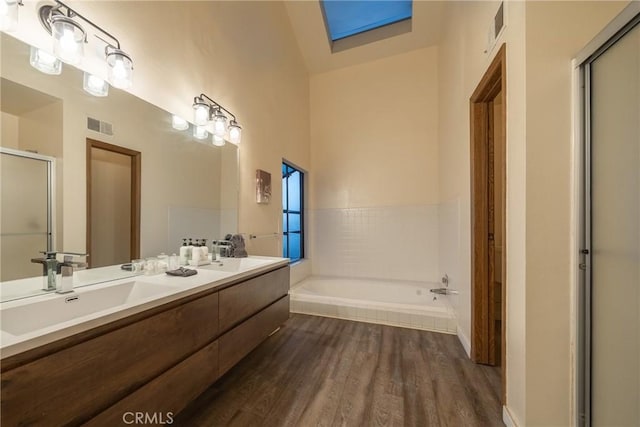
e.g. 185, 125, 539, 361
503, 405, 519, 427
457, 326, 471, 358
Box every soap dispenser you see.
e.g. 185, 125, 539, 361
179, 238, 189, 266
200, 238, 209, 261
191, 240, 201, 264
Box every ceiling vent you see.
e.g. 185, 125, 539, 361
87, 116, 113, 136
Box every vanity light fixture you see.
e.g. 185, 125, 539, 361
171, 115, 189, 131
228, 120, 242, 144
192, 100, 210, 127
0, 0, 22, 32
212, 108, 227, 137
83, 72, 108, 97
29, 46, 62, 75
38, 0, 133, 88
51, 14, 84, 64
192, 93, 243, 145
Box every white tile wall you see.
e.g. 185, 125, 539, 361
438, 196, 471, 343
311, 205, 439, 282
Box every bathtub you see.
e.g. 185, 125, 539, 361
289, 276, 456, 334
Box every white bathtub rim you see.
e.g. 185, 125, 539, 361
290, 275, 453, 315
291, 274, 441, 290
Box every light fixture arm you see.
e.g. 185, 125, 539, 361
44, 0, 122, 49
196, 93, 237, 122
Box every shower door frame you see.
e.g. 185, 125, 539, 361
0, 146, 56, 253
574, 4, 640, 426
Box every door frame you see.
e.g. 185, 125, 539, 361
86, 139, 141, 267
470, 44, 507, 399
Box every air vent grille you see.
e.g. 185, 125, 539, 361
494, 2, 504, 38
87, 117, 114, 136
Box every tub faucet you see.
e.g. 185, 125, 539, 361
30, 251, 87, 292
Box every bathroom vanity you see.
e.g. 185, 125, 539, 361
0, 256, 289, 426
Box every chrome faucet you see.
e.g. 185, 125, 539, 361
31, 251, 87, 292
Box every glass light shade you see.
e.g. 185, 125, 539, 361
0, 0, 19, 31
213, 111, 227, 137
106, 50, 133, 89
212, 135, 225, 147
83, 72, 109, 97
193, 125, 208, 140
51, 16, 84, 65
171, 115, 189, 131
192, 102, 209, 126
229, 122, 242, 144
29, 46, 62, 75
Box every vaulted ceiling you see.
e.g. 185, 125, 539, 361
283, 1, 446, 74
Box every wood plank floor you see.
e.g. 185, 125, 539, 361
176, 314, 503, 427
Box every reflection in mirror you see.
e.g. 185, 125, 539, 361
0, 33, 239, 302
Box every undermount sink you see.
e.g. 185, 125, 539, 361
1, 281, 175, 336
203, 257, 273, 272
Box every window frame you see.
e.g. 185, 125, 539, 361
282, 161, 304, 263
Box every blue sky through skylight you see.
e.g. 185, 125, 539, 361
321, 0, 413, 42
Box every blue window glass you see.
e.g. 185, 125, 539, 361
321, 0, 412, 41
288, 213, 301, 233
282, 162, 304, 262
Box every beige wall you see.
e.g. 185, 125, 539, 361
7, 1, 310, 258
310, 47, 439, 210
1, 112, 19, 147
438, 1, 628, 425
19, 102, 63, 158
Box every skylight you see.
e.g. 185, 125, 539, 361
321, 0, 413, 42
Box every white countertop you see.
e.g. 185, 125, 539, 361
0, 256, 289, 359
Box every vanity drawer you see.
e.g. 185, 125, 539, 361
219, 295, 290, 376
0, 291, 219, 426
85, 339, 219, 426
218, 266, 289, 333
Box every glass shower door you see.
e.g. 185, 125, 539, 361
587, 17, 639, 427
0, 150, 53, 282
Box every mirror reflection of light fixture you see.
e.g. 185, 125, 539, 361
212, 135, 225, 147
83, 72, 108, 97
193, 125, 208, 140
172, 115, 189, 131
0, 0, 22, 32
29, 46, 62, 75
38, 0, 133, 88
192, 94, 243, 145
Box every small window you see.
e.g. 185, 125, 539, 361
282, 162, 304, 262
321, 0, 413, 41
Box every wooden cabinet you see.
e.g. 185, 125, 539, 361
85, 340, 220, 426
220, 296, 289, 375
0, 265, 290, 426
219, 266, 289, 333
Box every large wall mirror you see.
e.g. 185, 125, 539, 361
0, 34, 239, 301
